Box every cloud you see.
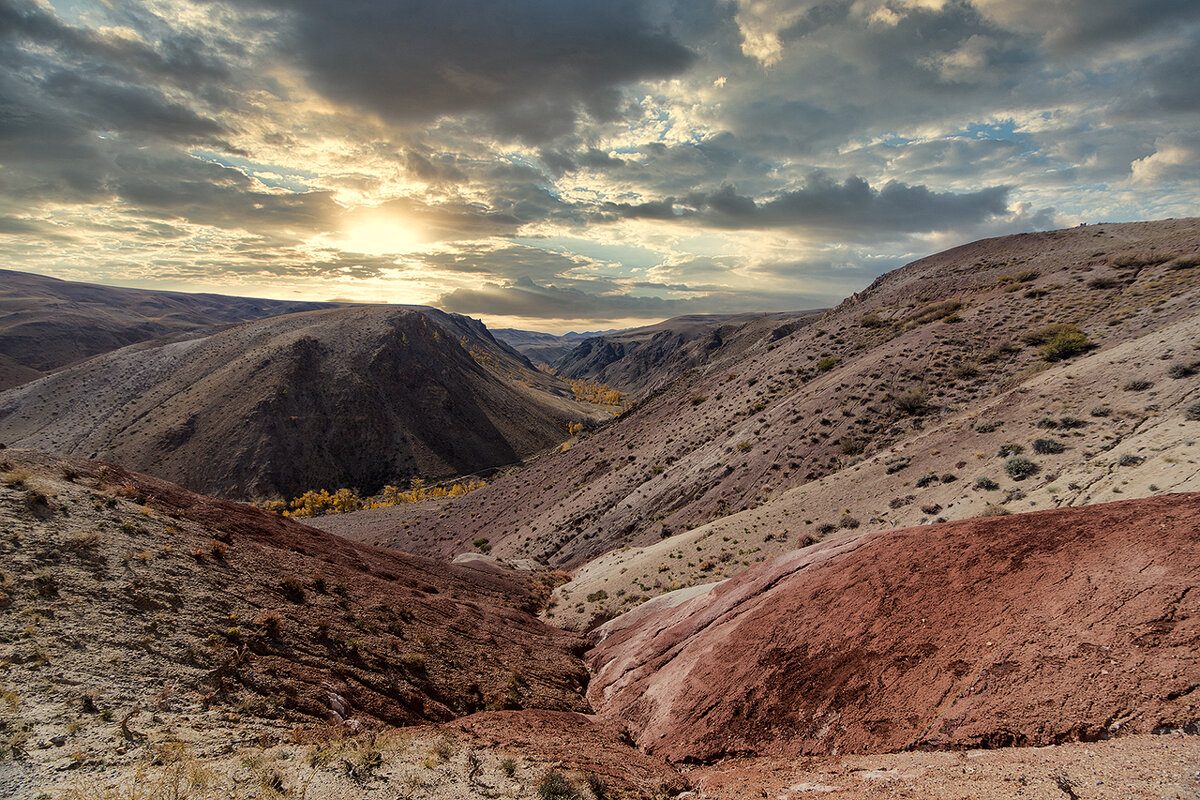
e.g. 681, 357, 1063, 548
602, 174, 1011, 235
438, 276, 682, 319
239, 0, 695, 142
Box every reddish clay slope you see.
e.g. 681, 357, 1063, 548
0, 450, 589, 733
588, 494, 1200, 761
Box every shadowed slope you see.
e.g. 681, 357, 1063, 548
0, 306, 602, 499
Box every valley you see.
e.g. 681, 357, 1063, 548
2, 219, 1200, 799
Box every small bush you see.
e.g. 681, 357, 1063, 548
1117, 454, 1144, 466
1058, 416, 1086, 429
816, 522, 837, 535
1032, 438, 1065, 454
980, 503, 1011, 517
1187, 402, 1200, 421
538, 770, 581, 800
1041, 327, 1091, 361
1089, 405, 1111, 417
816, 357, 838, 372
974, 476, 999, 490
974, 420, 999, 433
500, 758, 518, 778
1168, 363, 1197, 379
906, 301, 962, 327
860, 312, 887, 328
915, 473, 938, 488
838, 515, 860, 530
997, 443, 1024, 457
893, 388, 928, 415
1122, 378, 1153, 391
1003, 456, 1040, 480
1088, 276, 1122, 289
280, 577, 307, 604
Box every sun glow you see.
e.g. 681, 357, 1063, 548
339, 214, 427, 256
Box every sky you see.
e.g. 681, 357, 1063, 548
1, 0, 1198, 333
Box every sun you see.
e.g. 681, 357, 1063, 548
339, 214, 427, 255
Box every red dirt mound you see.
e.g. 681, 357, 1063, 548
588, 494, 1200, 761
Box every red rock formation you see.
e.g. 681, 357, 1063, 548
589, 494, 1200, 761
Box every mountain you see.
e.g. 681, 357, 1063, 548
588, 493, 1200, 761
0, 305, 607, 500
552, 311, 822, 398
314, 218, 1200, 628
0, 268, 344, 390
490, 328, 581, 364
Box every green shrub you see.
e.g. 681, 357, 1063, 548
538, 771, 581, 800
1187, 402, 1200, 421
893, 388, 928, 415
974, 476, 999, 490
1041, 326, 1089, 362
1003, 456, 1039, 479
997, 443, 1024, 457
1122, 378, 1153, 391
817, 357, 838, 372
1089, 405, 1111, 417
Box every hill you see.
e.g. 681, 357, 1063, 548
0, 269, 343, 390
588, 493, 1200, 761
0, 306, 608, 500
0, 450, 623, 797
313, 218, 1200, 627
552, 311, 822, 398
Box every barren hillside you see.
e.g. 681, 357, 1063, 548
552, 311, 821, 398
0, 306, 608, 500
317, 219, 1200, 604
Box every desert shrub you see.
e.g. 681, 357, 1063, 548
920, 503, 942, 515
1089, 405, 1111, 417
1168, 363, 1197, 379
1088, 276, 1122, 289
860, 312, 887, 328
1041, 327, 1091, 361
941, 473, 958, 483
689, 395, 707, 406
840, 437, 865, 455
979, 342, 1019, 363
974, 420, 999, 433
1111, 251, 1170, 268
539, 771, 581, 800
1166, 253, 1200, 270
1117, 454, 1144, 466
280, 577, 307, 603
951, 363, 980, 380
885, 457, 911, 473
915, 473, 938, 488
1122, 378, 1153, 391
838, 515, 860, 530
906, 301, 962, 327
736, 440, 753, 452
997, 443, 1024, 457
816, 522, 837, 535
1187, 402, 1200, 421
1015, 269, 1040, 282
500, 758, 518, 778
1032, 438, 1065, 454
1003, 456, 1039, 479
586, 590, 608, 602
975, 476, 1000, 490
892, 388, 928, 415
980, 503, 1011, 517
473, 537, 491, 553
817, 357, 838, 372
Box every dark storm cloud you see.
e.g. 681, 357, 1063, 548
602, 174, 1011, 235
236, 0, 695, 142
